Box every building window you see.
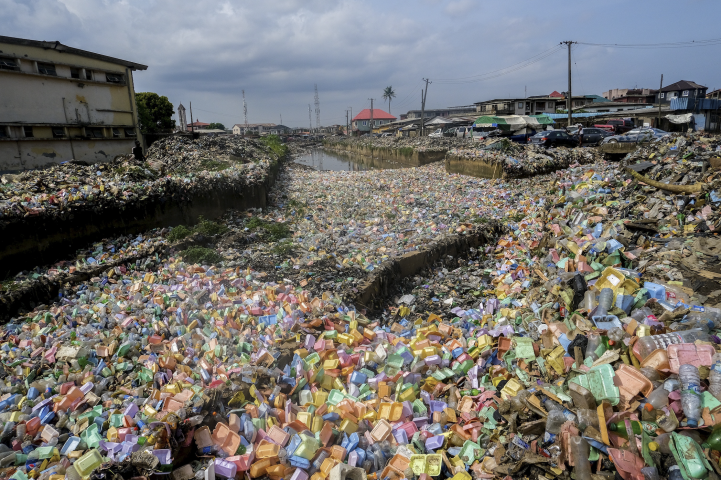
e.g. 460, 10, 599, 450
0, 57, 19, 71
363, 121, 367, 126
112, 128, 121, 138
124, 128, 136, 137
37, 63, 57, 76
87, 128, 105, 138
547, 102, 554, 109
70, 68, 81, 79
517, 102, 523, 109
0, 127, 7, 138
106, 73, 124, 83
682, 90, 689, 97
23, 126, 34, 138
85, 70, 93, 80
52, 128, 65, 138
660, 93, 665, 98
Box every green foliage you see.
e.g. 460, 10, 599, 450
208, 123, 226, 130
246, 217, 291, 241
193, 216, 229, 236
398, 147, 414, 157
199, 159, 230, 171
136, 92, 175, 133
270, 239, 295, 256
180, 247, 223, 265
168, 225, 192, 242
260, 135, 289, 158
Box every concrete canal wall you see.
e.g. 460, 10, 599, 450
323, 141, 446, 167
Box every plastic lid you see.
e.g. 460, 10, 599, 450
648, 442, 659, 451
687, 419, 698, 427
644, 403, 655, 412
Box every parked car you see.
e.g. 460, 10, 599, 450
594, 119, 634, 134
529, 129, 579, 148
601, 128, 668, 144
429, 128, 443, 138
573, 128, 613, 146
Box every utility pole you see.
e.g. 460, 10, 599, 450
314, 84, 321, 130
346, 110, 349, 136
420, 78, 431, 136
349, 107, 353, 136
368, 98, 374, 136
280, 114, 283, 125
242, 90, 248, 134
560, 41, 576, 128
189, 101, 194, 133
308, 104, 312, 133
658, 74, 664, 128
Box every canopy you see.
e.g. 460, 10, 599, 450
474, 114, 553, 131
666, 113, 693, 124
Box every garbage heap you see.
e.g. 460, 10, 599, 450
0, 135, 281, 221
0, 134, 721, 480
448, 138, 604, 178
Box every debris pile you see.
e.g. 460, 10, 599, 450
0, 133, 720, 480
324, 136, 473, 154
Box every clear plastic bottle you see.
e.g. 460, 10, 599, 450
709, 370, 721, 402
575, 409, 600, 431
633, 329, 710, 360
585, 333, 603, 362
595, 288, 614, 317
570, 436, 592, 480
679, 364, 702, 427
649, 433, 672, 454
544, 410, 566, 443
646, 388, 669, 410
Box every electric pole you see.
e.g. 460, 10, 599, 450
420, 78, 431, 136
346, 110, 349, 136
349, 107, 353, 136
560, 41, 576, 128
658, 74, 664, 128
314, 84, 321, 130
280, 114, 283, 126
189, 101, 194, 133
368, 98, 374, 136
308, 104, 312, 133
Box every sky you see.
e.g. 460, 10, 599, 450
3, 0, 721, 129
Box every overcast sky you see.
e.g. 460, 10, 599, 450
3, 0, 720, 128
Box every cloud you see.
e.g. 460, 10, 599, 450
1, 0, 720, 127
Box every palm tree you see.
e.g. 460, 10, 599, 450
383, 86, 396, 114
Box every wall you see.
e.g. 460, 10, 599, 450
0, 138, 135, 171
323, 141, 446, 166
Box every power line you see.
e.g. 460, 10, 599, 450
435, 45, 563, 82
578, 38, 721, 49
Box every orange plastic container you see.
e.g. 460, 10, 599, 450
615, 364, 653, 408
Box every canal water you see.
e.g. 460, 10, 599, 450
294, 149, 404, 171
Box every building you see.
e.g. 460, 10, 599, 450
572, 101, 653, 113
351, 109, 396, 133
0, 36, 147, 171
232, 123, 277, 135
656, 80, 708, 104
707, 89, 721, 100
268, 125, 291, 135
187, 120, 210, 131
400, 105, 477, 120
603, 88, 656, 103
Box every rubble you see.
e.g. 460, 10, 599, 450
0, 133, 720, 480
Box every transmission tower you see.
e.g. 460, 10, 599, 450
308, 104, 312, 133
314, 84, 320, 129
242, 90, 248, 130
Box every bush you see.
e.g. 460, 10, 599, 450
260, 135, 289, 158
193, 216, 229, 236
168, 225, 192, 242
181, 247, 223, 265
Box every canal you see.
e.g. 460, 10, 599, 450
294, 149, 406, 171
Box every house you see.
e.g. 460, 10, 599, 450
232, 123, 277, 135
706, 89, 721, 100
572, 101, 654, 113
0, 35, 147, 171
656, 80, 708, 104
351, 109, 396, 133
269, 125, 291, 135
187, 120, 210, 131
400, 105, 477, 120
604, 88, 656, 103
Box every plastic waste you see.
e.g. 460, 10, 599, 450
679, 364, 702, 427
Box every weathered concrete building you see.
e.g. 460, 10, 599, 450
0, 36, 147, 171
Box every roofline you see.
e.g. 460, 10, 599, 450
0, 35, 148, 71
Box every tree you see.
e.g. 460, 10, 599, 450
208, 123, 226, 130
136, 92, 175, 133
382, 86, 396, 114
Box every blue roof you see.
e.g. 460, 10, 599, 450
585, 95, 610, 103
545, 112, 612, 119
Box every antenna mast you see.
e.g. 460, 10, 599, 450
314, 84, 320, 130
242, 90, 248, 131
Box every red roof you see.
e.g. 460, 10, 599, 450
188, 121, 210, 127
352, 109, 396, 121
549, 91, 564, 98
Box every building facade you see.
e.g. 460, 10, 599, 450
0, 36, 147, 171
656, 80, 707, 104
232, 123, 277, 135
351, 109, 396, 133
603, 88, 656, 103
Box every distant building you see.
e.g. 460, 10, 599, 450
177, 104, 188, 132
656, 80, 707, 104
232, 123, 277, 135
400, 105, 477, 120
604, 88, 656, 103
572, 101, 653, 113
0, 35, 147, 171
187, 120, 210, 131
352, 109, 396, 133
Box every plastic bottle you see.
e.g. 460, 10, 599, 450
544, 410, 566, 443
641, 467, 662, 480
679, 364, 702, 427
668, 466, 683, 480
646, 387, 669, 410
633, 329, 710, 360
708, 370, 721, 402
648, 433, 672, 454
703, 424, 721, 451
595, 288, 614, 317
575, 409, 600, 431
570, 436, 592, 480
608, 420, 657, 438
585, 333, 603, 362
656, 407, 679, 433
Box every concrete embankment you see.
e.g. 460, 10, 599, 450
345, 221, 504, 310
323, 140, 447, 166
0, 159, 282, 279
445, 154, 505, 179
